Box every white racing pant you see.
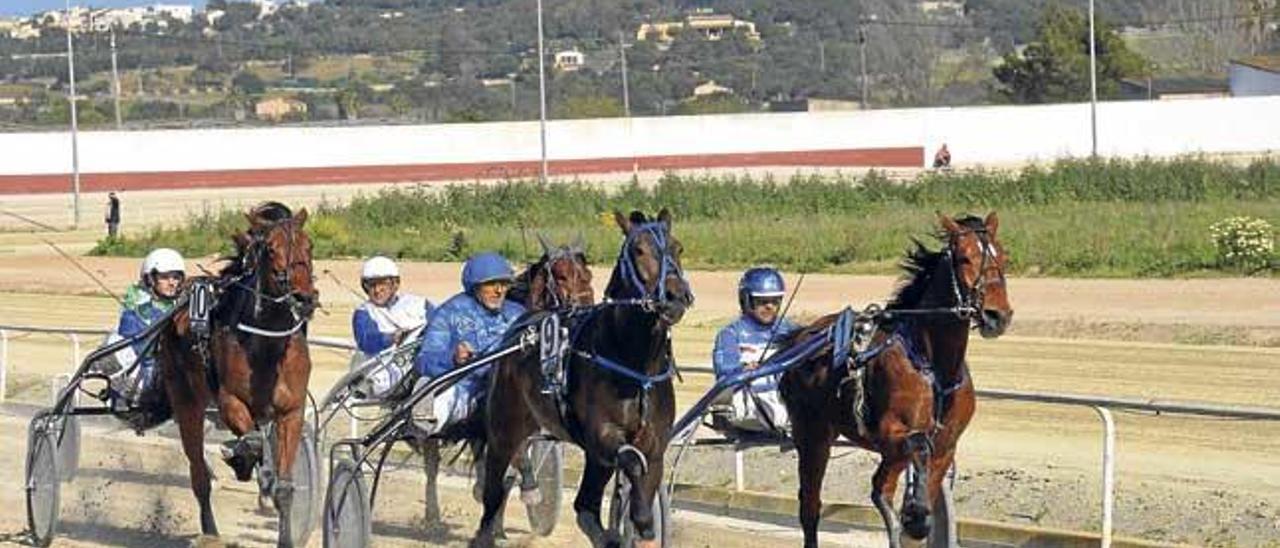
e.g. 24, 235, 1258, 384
727, 387, 790, 434
410, 378, 480, 435
348, 351, 409, 400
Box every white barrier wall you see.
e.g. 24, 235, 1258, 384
1, 95, 1277, 176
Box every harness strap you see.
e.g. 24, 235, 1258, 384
236, 319, 306, 338
572, 350, 674, 391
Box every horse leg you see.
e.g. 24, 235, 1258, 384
174, 391, 219, 536
419, 438, 442, 527
621, 444, 663, 548
792, 417, 834, 548
218, 391, 259, 482
471, 420, 531, 547
900, 432, 934, 541
872, 458, 908, 548
572, 460, 614, 548
514, 439, 542, 506
926, 450, 958, 548
271, 407, 304, 548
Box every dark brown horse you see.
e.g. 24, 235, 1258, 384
474, 209, 692, 548
159, 202, 318, 546
417, 235, 596, 527
779, 212, 1012, 547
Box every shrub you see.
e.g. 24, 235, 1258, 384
1210, 216, 1275, 272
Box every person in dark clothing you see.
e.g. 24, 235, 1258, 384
933, 144, 952, 169
105, 192, 121, 238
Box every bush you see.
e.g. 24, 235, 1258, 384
1210, 216, 1275, 272
91, 157, 1280, 277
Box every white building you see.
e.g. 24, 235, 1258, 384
554, 50, 585, 72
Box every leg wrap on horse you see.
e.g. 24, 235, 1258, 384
617, 444, 648, 478
901, 432, 935, 541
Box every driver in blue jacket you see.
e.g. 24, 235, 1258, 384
712, 267, 798, 435
412, 252, 525, 434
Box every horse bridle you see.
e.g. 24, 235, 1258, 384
943, 226, 1002, 325
538, 246, 592, 310
609, 221, 692, 310
237, 219, 315, 334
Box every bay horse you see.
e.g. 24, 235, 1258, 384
417, 235, 596, 526
158, 202, 318, 546
474, 209, 692, 548
779, 212, 1012, 547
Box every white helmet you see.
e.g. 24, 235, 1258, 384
361, 256, 399, 280
141, 248, 185, 278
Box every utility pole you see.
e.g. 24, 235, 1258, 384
536, 0, 549, 184
1088, 0, 1099, 157
509, 75, 517, 114
618, 31, 630, 117
65, 0, 82, 228
110, 27, 122, 129
858, 18, 869, 109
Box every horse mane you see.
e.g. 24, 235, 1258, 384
249, 201, 294, 224
212, 202, 296, 281
886, 215, 985, 311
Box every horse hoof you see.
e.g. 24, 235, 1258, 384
575, 513, 608, 547
468, 532, 496, 548
902, 510, 932, 541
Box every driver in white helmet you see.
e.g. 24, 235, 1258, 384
350, 256, 434, 397
109, 248, 185, 415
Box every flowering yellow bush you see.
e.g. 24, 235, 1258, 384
1210, 216, 1274, 271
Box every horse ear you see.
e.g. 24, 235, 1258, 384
936, 210, 961, 235
984, 211, 999, 237
536, 232, 553, 255
629, 210, 647, 225
657, 208, 673, 227
244, 211, 257, 227
295, 208, 309, 226
613, 210, 631, 235
233, 232, 251, 250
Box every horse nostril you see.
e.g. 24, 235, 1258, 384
982, 309, 1009, 329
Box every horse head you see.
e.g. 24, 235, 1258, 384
938, 211, 1012, 338
527, 233, 595, 310
606, 208, 694, 326
234, 202, 318, 319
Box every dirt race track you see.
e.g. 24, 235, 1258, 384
1, 254, 1279, 546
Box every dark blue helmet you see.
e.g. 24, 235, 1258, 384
737, 267, 785, 312
461, 252, 515, 294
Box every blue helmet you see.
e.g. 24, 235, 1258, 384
738, 267, 786, 312
461, 251, 515, 294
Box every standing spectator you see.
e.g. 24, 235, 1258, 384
933, 143, 952, 169
105, 192, 121, 238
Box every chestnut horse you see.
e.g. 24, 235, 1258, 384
779, 212, 1012, 547
159, 202, 318, 546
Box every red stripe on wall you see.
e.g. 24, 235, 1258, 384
0, 147, 923, 195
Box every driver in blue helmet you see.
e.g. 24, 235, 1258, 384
412, 252, 526, 434
711, 266, 798, 435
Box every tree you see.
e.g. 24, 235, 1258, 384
555, 95, 624, 119
992, 3, 1149, 104
674, 93, 751, 115
231, 70, 266, 94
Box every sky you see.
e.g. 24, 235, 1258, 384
0, 1, 208, 17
